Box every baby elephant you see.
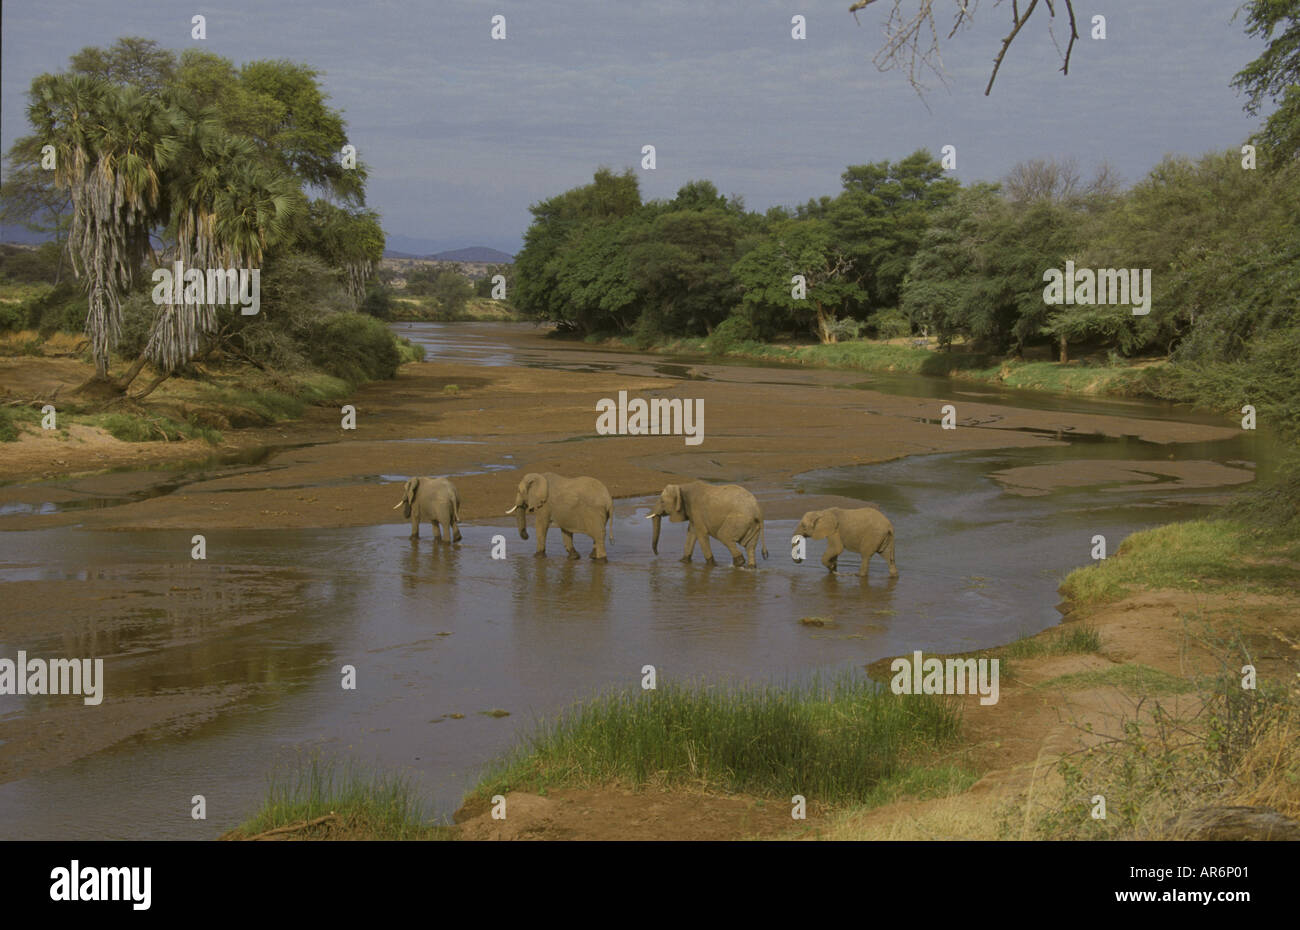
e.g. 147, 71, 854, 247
792, 507, 897, 579
393, 476, 463, 543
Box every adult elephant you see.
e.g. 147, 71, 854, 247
791, 507, 897, 579
648, 481, 768, 568
393, 476, 463, 542
506, 472, 614, 560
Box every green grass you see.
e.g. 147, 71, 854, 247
189, 373, 350, 424
1001, 623, 1103, 659
89, 412, 221, 445
229, 757, 453, 841
1060, 518, 1300, 606
470, 674, 964, 808
1034, 662, 1198, 696
0, 406, 41, 441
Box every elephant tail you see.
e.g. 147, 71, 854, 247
760, 518, 768, 560
607, 507, 615, 546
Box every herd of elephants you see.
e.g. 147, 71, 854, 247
394, 471, 900, 578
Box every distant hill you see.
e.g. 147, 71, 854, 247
429, 247, 513, 264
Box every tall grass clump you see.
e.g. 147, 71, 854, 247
472, 673, 963, 806
227, 756, 451, 841
1002, 623, 1102, 659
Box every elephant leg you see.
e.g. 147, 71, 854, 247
822, 537, 843, 573
590, 529, 607, 561
720, 537, 744, 567
858, 548, 870, 578
409, 513, 419, 539
680, 529, 697, 563
696, 532, 717, 566
534, 516, 549, 556
561, 529, 580, 560
431, 520, 443, 544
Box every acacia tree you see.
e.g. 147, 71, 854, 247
1233, 0, 1300, 165
850, 0, 1084, 94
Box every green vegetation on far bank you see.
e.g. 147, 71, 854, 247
594, 331, 1161, 398
468, 674, 970, 810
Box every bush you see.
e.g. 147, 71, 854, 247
706, 314, 759, 354
0, 304, 24, 333
307, 313, 401, 384
20, 282, 85, 335
872, 307, 912, 340
360, 285, 392, 320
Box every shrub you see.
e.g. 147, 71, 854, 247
0, 304, 24, 333
706, 314, 759, 354
307, 313, 401, 384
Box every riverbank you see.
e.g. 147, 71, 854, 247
590, 332, 1163, 400
448, 519, 1299, 841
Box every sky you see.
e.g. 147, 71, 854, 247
0, 1, 1269, 256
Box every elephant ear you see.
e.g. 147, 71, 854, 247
526, 474, 548, 511
406, 477, 420, 501
666, 484, 682, 516
812, 510, 838, 538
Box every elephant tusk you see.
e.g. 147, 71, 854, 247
393, 501, 404, 510
645, 513, 655, 519
506, 505, 518, 514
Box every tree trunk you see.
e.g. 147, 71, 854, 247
114, 351, 151, 392
1059, 333, 1069, 364
130, 370, 171, 401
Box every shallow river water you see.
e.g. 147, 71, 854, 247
0, 324, 1276, 838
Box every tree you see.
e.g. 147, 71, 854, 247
627, 208, 742, 337
27, 74, 178, 380
513, 167, 641, 325
1233, 0, 1300, 165
733, 219, 864, 343
849, 0, 1084, 94
820, 150, 959, 320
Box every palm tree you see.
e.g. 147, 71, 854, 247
28, 74, 179, 382
127, 140, 304, 393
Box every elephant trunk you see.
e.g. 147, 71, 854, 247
403, 499, 412, 520
515, 502, 529, 540
651, 512, 662, 554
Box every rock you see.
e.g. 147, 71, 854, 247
1164, 806, 1300, 841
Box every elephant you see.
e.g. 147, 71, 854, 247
791, 507, 897, 579
506, 472, 614, 560
392, 476, 463, 542
648, 481, 768, 568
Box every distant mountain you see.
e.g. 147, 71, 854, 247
430, 247, 514, 264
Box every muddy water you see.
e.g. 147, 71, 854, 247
0, 323, 1276, 838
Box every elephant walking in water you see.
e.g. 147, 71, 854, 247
648, 481, 768, 568
792, 507, 897, 579
507, 472, 614, 560
394, 476, 463, 542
